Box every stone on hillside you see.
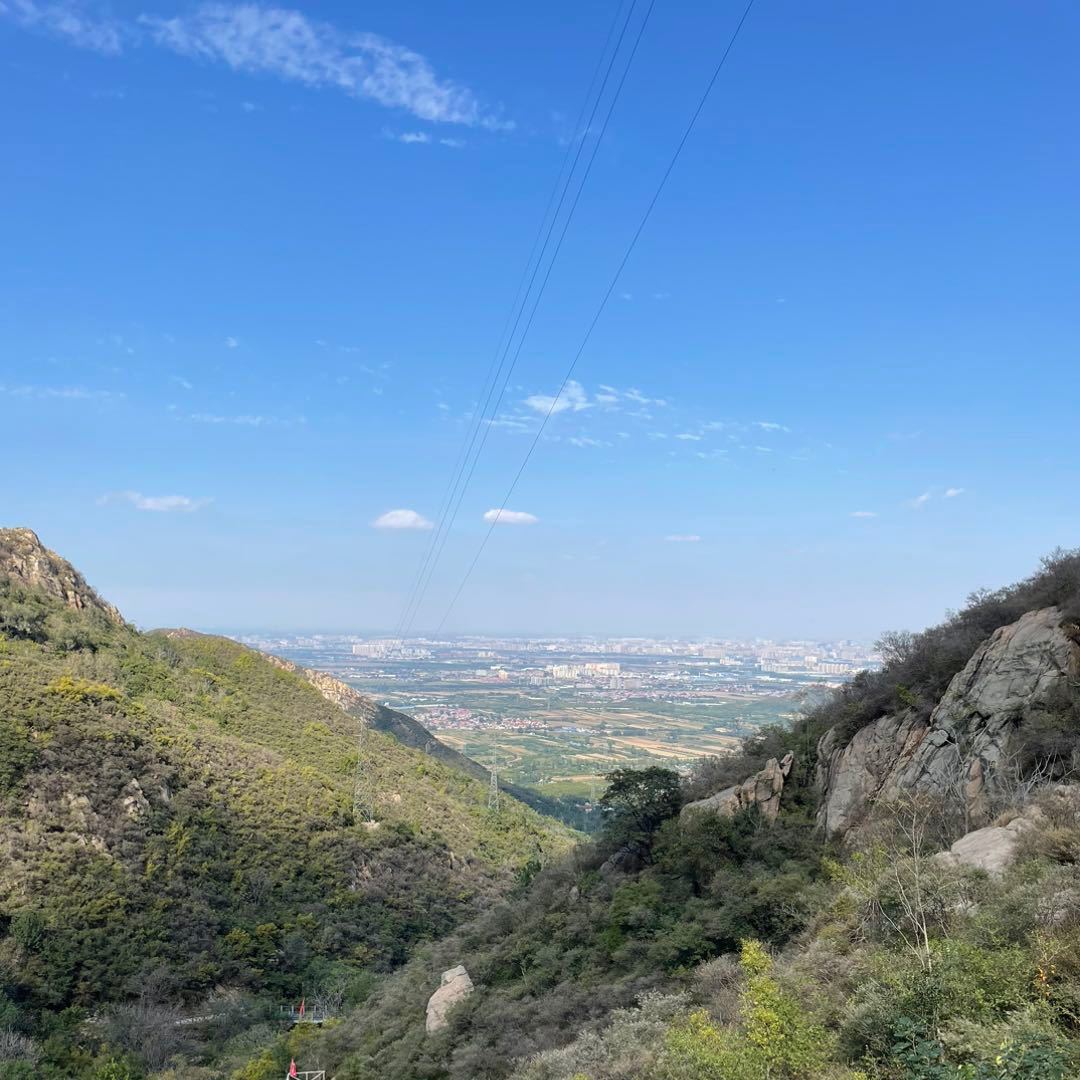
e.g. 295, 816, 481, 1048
817, 608, 1080, 835
932, 808, 1045, 878
680, 752, 794, 824
425, 965, 474, 1034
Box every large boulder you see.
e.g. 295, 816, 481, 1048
817, 608, 1080, 836
933, 787, 1080, 877
681, 752, 794, 824
425, 965, 474, 1034
932, 811, 1043, 878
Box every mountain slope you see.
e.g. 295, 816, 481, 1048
267, 655, 588, 825
0, 529, 575, 1027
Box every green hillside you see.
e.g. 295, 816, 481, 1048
0, 530, 574, 1077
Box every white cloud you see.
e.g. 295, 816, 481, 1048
393, 130, 430, 144
483, 508, 538, 526
186, 412, 304, 426
674, 433, 701, 441
524, 379, 590, 415
224, 335, 239, 348
754, 420, 789, 432
624, 387, 665, 406
567, 436, 609, 448
850, 511, 877, 518
909, 492, 932, 509
102, 491, 210, 513
0, 382, 123, 401
139, 5, 511, 128
440, 136, 465, 148
0, 0, 123, 53
372, 508, 433, 530
944, 487, 965, 498
240, 99, 258, 112
665, 534, 701, 543
170, 375, 193, 390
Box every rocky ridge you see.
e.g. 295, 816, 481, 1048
0, 527, 123, 625
816, 607, 1080, 835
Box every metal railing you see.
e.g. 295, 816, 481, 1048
279, 1004, 331, 1024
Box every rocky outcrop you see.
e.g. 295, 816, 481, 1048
816, 711, 930, 836
932, 809, 1043, 878
817, 608, 1080, 836
599, 840, 650, 877
425, 965, 474, 1034
0, 527, 123, 625
681, 752, 795, 824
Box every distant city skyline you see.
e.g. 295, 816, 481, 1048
3, 1, 1078, 639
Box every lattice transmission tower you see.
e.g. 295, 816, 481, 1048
487, 738, 501, 813
352, 718, 376, 823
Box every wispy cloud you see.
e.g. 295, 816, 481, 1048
674, 432, 701, 441
169, 375, 193, 390
944, 487, 965, 498
0, 0, 123, 53
665, 534, 701, 543
389, 130, 430, 144
100, 490, 210, 512
224, 335, 239, 348
909, 492, 932, 509
1, 382, 123, 401
186, 412, 304, 427
524, 379, 590, 416
140, 4, 511, 128
754, 420, 789, 432
483, 508, 538, 526
2, 3, 511, 129
372, 508, 432, 530
850, 511, 877, 518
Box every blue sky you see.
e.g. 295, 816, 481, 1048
2, 0, 1078, 638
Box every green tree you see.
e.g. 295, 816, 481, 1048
600, 767, 682, 846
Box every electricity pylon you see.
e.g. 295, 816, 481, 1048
352, 718, 376, 823
487, 738, 501, 813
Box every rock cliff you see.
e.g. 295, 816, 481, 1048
681, 752, 795, 824
816, 607, 1080, 835
0, 527, 123, 625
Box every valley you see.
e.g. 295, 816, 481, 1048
251, 637, 852, 796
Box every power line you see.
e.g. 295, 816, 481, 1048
390, 1, 635, 643
434, 0, 759, 633
403, 0, 659, 634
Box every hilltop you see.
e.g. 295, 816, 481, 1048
0, 529, 575, 1077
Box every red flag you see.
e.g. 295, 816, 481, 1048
289, 1059, 298, 1078
298, 997, 305, 1018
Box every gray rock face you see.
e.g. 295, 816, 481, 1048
681, 752, 794, 824
817, 608, 1080, 835
0, 527, 124, 625
425, 965, 474, 1034
932, 809, 1043, 878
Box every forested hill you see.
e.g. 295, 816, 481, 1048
0, 528, 575, 1077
